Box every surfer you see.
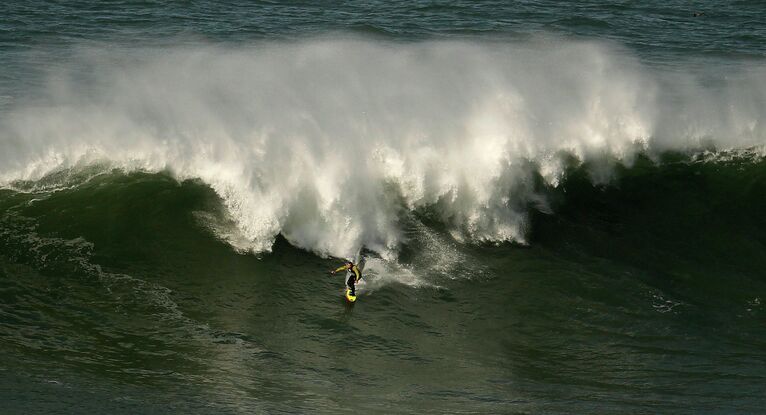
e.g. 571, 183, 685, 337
331, 260, 362, 297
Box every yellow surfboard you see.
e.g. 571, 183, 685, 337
344, 287, 357, 303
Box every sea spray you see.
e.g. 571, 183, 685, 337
1, 38, 765, 258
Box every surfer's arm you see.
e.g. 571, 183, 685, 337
330, 264, 350, 274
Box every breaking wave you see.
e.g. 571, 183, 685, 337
1, 37, 765, 258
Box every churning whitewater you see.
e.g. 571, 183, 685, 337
2, 38, 766, 259
3, 2, 766, 413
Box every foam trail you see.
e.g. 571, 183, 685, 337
1, 38, 765, 258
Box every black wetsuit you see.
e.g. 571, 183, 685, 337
347, 273, 357, 296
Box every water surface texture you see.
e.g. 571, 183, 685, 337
1, 2, 766, 414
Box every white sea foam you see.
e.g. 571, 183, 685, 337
1, 38, 765, 258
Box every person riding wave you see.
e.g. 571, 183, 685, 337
331, 260, 362, 296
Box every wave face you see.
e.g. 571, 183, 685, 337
4, 151, 766, 286
2, 39, 766, 259
2, 151, 766, 413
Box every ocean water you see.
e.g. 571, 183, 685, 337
1, 2, 766, 414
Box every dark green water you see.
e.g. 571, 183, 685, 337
1, 2, 766, 414
2, 156, 765, 414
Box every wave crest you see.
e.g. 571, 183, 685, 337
1, 38, 765, 257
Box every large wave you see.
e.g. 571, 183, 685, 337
1, 37, 765, 258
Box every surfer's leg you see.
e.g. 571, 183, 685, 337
347, 275, 355, 295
